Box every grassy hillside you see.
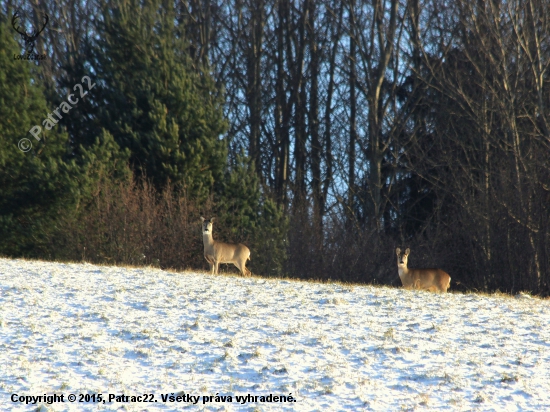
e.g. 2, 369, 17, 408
1, 258, 549, 411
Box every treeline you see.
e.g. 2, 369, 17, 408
0, 0, 548, 294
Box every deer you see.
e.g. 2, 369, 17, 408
200, 217, 251, 277
395, 248, 451, 292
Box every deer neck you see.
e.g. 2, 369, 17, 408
203, 232, 215, 247
398, 265, 409, 278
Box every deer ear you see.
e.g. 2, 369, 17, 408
396, 248, 401, 255
405, 248, 410, 255
210, 217, 215, 222
200, 217, 205, 222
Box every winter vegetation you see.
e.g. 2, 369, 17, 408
1, 0, 549, 293
2, 0, 549, 408
2, 0, 549, 409
1, 258, 550, 411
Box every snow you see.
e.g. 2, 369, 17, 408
1, 257, 549, 411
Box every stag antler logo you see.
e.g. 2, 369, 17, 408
11, 8, 49, 54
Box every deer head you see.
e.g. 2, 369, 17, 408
12, 9, 49, 54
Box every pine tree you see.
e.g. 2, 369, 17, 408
0, 13, 133, 258
91, 0, 228, 199
0, 16, 75, 255
215, 155, 288, 277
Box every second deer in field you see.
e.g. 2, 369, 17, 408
200, 217, 251, 277
395, 248, 451, 292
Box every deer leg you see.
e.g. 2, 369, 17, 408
205, 256, 214, 274
236, 259, 249, 277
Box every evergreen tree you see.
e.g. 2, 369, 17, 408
216, 155, 288, 277
0, 14, 132, 258
92, 0, 228, 199
0, 17, 75, 256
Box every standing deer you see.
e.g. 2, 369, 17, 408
200, 217, 251, 277
395, 248, 451, 292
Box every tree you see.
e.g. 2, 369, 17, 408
91, 0, 228, 199
0, 16, 74, 256
214, 154, 288, 277
0, 13, 131, 259
409, 0, 550, 293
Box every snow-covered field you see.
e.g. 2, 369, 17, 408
1, 258, 549, 411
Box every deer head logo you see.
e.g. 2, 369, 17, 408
11, 8, 49, 54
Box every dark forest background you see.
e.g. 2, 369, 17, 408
1, 0, 549, 294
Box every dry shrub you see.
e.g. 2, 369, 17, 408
53, 179, 207, 271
